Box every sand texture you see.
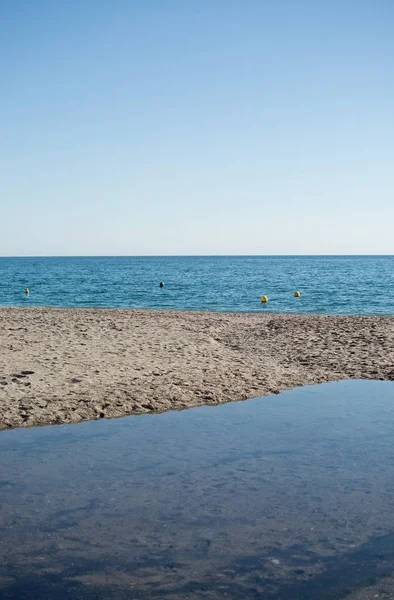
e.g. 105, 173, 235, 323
1, 307, 394, 430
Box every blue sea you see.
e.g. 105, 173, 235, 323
0, 255, 393, 315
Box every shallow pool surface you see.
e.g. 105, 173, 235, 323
1, 380, 394, 599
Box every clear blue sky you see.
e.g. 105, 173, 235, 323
1, 0, 393, 256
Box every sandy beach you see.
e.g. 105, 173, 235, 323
0, 307, 394, 430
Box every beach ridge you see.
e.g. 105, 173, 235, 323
1, 307, 393, 430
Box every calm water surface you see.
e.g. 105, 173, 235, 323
1, 255, 394, 314
1, 380, 394, 599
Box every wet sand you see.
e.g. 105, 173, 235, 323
0, 307, 394, 430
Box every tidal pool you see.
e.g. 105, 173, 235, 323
1, 380, 394, 599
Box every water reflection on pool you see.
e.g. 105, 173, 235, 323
1, 380, 394, 599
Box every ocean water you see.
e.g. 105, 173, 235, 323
0, 255, 393, 315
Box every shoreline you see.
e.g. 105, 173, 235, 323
4, 303, 394, 318
1, 307, 394, 430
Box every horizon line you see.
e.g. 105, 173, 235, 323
0, 254, 393, 259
